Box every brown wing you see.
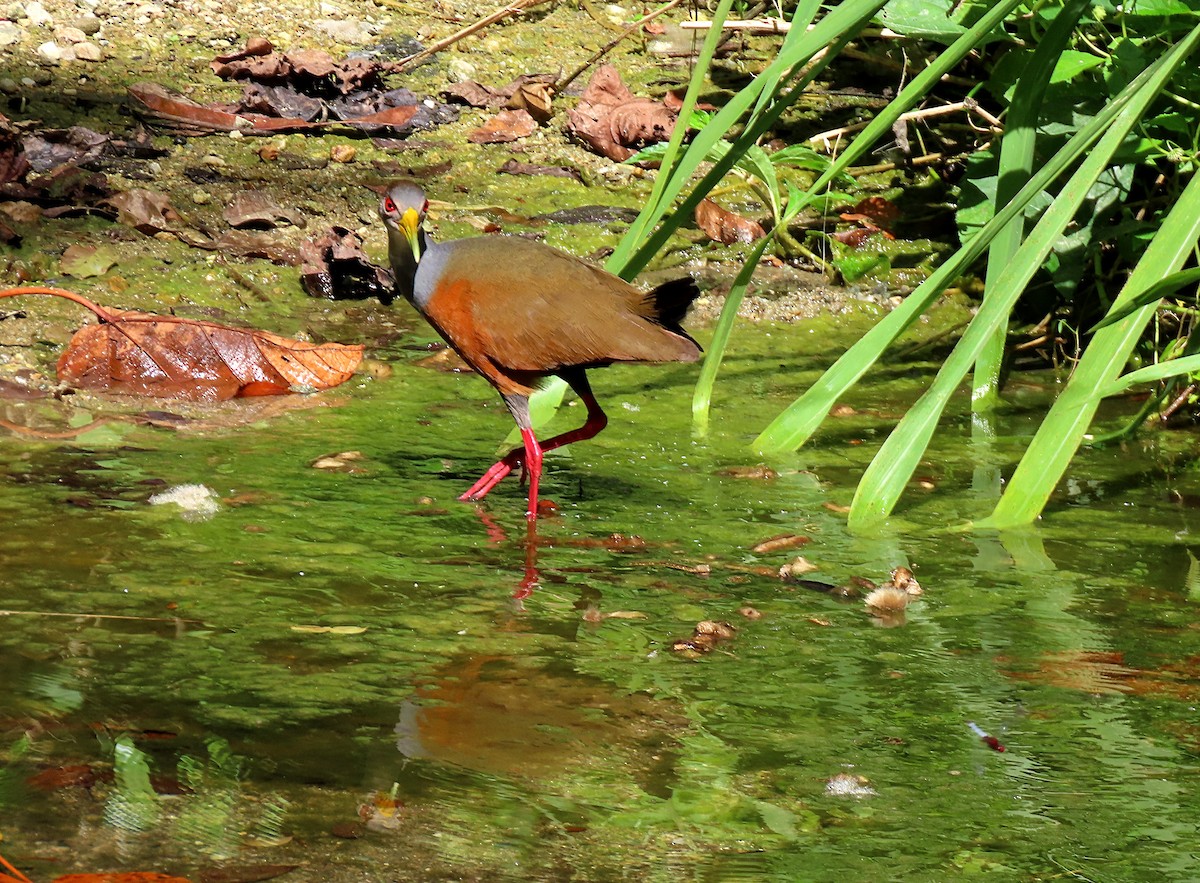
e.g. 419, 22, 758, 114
421, 237, 699, 378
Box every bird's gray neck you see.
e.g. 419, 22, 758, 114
387, 226, 428, 303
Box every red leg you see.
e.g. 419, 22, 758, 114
459, 374, 608, 510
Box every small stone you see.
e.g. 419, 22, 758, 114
72, 40, 100, 60
54, 25, 86, 42
445, 57, 476, 83
20, 77, 36, 88
7, 3, 27, 19
201, 154, 225, 167
0, 78, 20, 94
191, 189, 212, 205
35, 39, 62, 62
24, 0, 53, 26
0, 20, 22, 45
318, 1, 341, 16
66, 15, 101, 34
313, 18, 370, 43
329, 144, 355, 163
30, 68, 52, 84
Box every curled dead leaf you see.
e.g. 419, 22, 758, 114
695, 198, 766, 244
467, 109, 537, 144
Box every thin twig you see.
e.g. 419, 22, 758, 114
392, 0, 553, 73
556, 0, 687, 93
1160, 383, 1195, 423
847, 150, 951, 177
808, 99, 1001, 152
0, 609, 205, 625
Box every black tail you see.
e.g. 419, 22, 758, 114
646, 278, 702, 342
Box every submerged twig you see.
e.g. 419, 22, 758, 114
0, 609, 205, 625
393, 0, 553, 72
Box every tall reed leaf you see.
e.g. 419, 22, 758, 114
978, 170, 1200, 528
846, 25, 1200, 531
752, 37, 1188, 455
972, 0, 1089, 411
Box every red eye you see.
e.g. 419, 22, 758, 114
384, 196, 397, 214
422, 199, 429, 212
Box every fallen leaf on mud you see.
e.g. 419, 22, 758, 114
0, 200, 44, 223
60, 244, 118, 278
468, 109, 537, 144
128, 82, 320, 135
101, 188, 180, 234
222, 189, 304, 229
565, 64, 678, 161
197, 863, 299, 883
779, 556, 819, 580
839, 196, 898, 238
27, 764, 103, 791
1, 286, 362, 401
830, 227, 880, 248
508, 80, 554, 122
1, 217, 20, 245
497, 159, 583, 182
443, 73, 556, 115
751, 534, 810, 554
212, 39, 394, 95
128, 82, 426, 137
22, 126, 109, 172
298, 225, 393, 301
695, 198, 766, 244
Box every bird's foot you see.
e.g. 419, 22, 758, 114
459, 448, 524, 501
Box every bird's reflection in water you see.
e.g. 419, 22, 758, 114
472, 505, 542, 601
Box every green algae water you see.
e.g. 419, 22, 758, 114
3, 309, 1200, 882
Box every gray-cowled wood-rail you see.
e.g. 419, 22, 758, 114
380, 182, 702, 518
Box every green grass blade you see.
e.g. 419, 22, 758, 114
979, 169, 1200, 528
1088, 267, 1200, 331
752, 36, 1187, 455
846, 26, 1200, 531
1104, 352, 1200, 394
972, 0, 1089, 412
692, 236, 774, 433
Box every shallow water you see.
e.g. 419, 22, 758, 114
3, 309, 1200, 882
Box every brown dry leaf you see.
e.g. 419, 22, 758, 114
468, 109, 537, 144
58, 312, 363, 401
508, 81, 554, 122
840, 196, 899, 231
27, 764, 102, 791
223, 190, 304, 229
102, 188, 180, 234
442, 80, 499, 107
751, 533, 810, 554
695, 198, 766, 244
565, 64, 678, 161
5, 284, 363, 402
128, 82, 321, 135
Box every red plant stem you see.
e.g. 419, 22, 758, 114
0, 285, 117, 323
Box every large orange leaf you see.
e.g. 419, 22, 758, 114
1, 287, 363, 402
53, 875, 192, 883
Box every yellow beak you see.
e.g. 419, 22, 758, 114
400, 208, 422, 262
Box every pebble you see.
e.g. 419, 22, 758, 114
55, 25, 87, 43
73, 40, 100, 60
313, 18, 371, 43
191, 190, 212, 205
66, 15, 102, 35
35, 39, 62, 62
24, 0, 52, 26
0, 77, 19, 94
0, 20, 22, 45
7, 3, 26, 19
446, 57, 476, 83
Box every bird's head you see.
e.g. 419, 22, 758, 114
380, 182, 428, 265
